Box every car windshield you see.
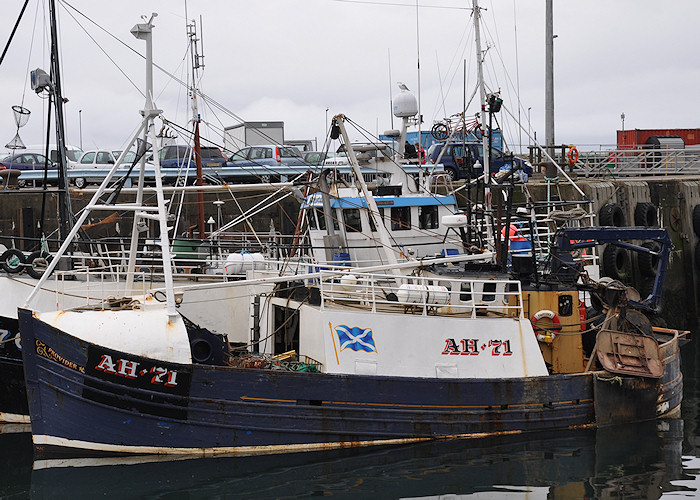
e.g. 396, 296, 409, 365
66, 150, 82, 162
279, 147, 302, 158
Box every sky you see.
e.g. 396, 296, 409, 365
1, 0, 699, 157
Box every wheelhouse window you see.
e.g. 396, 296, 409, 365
419, 205, 439, 229
343, 209, 362, 232
390, 207, 411, 231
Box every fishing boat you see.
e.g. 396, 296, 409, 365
18, 81, 688, 461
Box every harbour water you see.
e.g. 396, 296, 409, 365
1, 334, 698, 499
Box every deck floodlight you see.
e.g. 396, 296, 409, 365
30, 68, 51, 93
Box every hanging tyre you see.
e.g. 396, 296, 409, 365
637, 241, 660, 277
599, 203, 626, 227
1, 249, 25, 274
693, 204, 700, 238
695, 243, 700, 272
26, 251, 52, 279
602, 244, 631, 281
634, 202, 657, 227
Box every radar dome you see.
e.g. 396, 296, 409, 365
392, 91, 418, 118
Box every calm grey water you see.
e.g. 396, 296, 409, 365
1, 338, 698, 500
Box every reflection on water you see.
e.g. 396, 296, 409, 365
0, 340, 697, 499
0, 418, 691, 499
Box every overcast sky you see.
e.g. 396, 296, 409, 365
1, 0, 699, 156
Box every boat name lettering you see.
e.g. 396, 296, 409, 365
93, 354, 179, 387
442, 338, 513, 356
35, 339, 85, 373
375, 200, 394, 206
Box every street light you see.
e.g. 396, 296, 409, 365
527, 107, 532, 148
79, 109, 83, 150
621, 112, 625, 147
325, 107, 329, 138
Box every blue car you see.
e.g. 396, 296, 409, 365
157, 145, 227, 170
0, 152, 56, 171
427, 142, 533, 182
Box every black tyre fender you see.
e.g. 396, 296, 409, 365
692, 204, 700, 238
637, 241, 660, 277
695, 242, 700, 272
599, 203, 626, 227
634, 202, 657, 227
602, 244, 631, 281
1, 249, 25, 274
25, 251, 52, 279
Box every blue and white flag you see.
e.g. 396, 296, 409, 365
335, 325, 376, 353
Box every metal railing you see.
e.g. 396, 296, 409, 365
573, 148, 700, 178
317, 270, 524, 318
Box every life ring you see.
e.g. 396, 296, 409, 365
530, 309, 561, 343
568, 146, 579, 164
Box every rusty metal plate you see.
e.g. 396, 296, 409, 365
596, 330, 663, 378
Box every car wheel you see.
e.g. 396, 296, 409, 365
74, 177, 87, 189
444, 167, 458, 181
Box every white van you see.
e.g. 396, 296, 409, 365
22, 144, 83, 168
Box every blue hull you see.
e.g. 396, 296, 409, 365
18, 308, 681, 457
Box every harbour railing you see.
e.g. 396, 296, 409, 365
573, 148, 700, 178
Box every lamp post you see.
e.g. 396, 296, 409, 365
620, 112, 625, 147
527, 107, 532, 148
325, 107, 329, 138
79, 109, 82, 150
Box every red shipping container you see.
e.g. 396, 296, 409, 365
617, 128, 700, 148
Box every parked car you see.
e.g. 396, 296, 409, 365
427, 142, 533, 181
158, 145, 227, 170
0, 152, 57, 187
227, 145, 309, 182
70, 150, 141, 188
229, 145, 307, 167
303, 151, 327, 166
0, 152, 55, 171
76, 150, 138, 168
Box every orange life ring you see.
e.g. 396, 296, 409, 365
530, 309, 561, 343
568, 146, 579, 164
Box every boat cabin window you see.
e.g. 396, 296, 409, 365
314, 209, 339, 231
343, 209, 362, 232
307, 209, 318, 230
390, 207, 411, 231
482, 282, 497, 302
460, 283, 472, 302
367, 212, 377, 232
419, 205, 439, 229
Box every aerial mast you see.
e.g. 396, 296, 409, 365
48, 0, 73, 239
188, 18, 206, 239
472, 0, 490, 182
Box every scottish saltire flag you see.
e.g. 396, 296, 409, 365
335, 325, 376, 353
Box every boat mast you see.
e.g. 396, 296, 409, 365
48, 0, 73, 239
472, 0, 490, 182
333, 115, 401, 277
188, 18, 206, 239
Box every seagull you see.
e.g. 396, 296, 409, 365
397, 81, 410, 91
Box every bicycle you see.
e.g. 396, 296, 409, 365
431, 113, 483, 141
